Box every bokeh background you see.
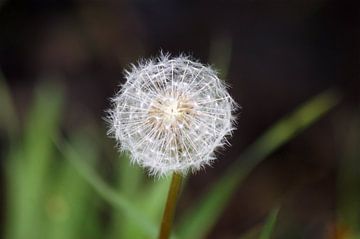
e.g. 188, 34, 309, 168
0, 0, 360, 238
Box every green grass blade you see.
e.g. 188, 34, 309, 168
337, 113, 360, 235
0, 71, 19, 138
55, 138, 159, 238
5, 146, 26, 239
6, 81, 64, 239
259, 207, 280, 239
141, 178, 172, 221
136, 177, 173, 238
209, 32, 232, 79
46, 134, 101, 239
177, 89, 340, 239
109, 152, 146, 239
118, 153, 144, 196
237, 226, 260, 239
111, 176, 171, 239
237, 206, 280, 239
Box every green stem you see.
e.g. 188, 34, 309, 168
158, 172, 183, 239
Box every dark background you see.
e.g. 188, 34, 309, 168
1, 0, 359, 238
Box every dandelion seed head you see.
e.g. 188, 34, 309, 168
107, 53, 237, 176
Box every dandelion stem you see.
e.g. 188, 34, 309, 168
158, 172, 183, 239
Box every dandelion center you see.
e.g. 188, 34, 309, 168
148, 93, 194, 133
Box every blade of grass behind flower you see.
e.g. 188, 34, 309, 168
259, 206, 280, 239
55, 138, 159, 238
47, 133, 102, 239
237, 206, 279, 239
0, 71, 19, 138
109, 152, 146, 239
237, 227, 259, 239
141, 177, 172, 222
209, 32, 232, 79
6, 81, 64, 239
111, 172, 172, 239
177, 89, 340, 239
337, 113, 360, 234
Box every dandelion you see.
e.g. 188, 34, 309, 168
108, 54, 237, 176
107, 53, 237, 239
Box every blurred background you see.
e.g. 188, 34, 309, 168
0, 0, 359, 238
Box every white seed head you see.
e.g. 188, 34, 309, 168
107, 54, 237, 176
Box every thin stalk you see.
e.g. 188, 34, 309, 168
158, 172, 183, 239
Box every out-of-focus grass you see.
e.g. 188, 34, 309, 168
209, 32, 232, 79
55, 138, 159, 238
176, 89, 340, 239
237, 206, 280, 239
1, 76, 172, 239
1, 77, 104, 239
5, 81, 64, 239
337, 113, 360, 239
47, 134, 102, 239
0, 72, 18, 138
259, 206, 280, 239
0, 72, 342, 239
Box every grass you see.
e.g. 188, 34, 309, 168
0, 73, 348, 239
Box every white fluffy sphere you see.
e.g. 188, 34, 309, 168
108, 54, 237, 176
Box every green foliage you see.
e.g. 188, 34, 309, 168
0, 73, 343, 239
0, 72, 18, 137
55, 138, 159, 238
176, 90, 340, 239
259, 206, 279, 239
46, 135, 102, 239
237, 206, 280, 239
5, 81, 64, 239
337, 113, 360, 238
